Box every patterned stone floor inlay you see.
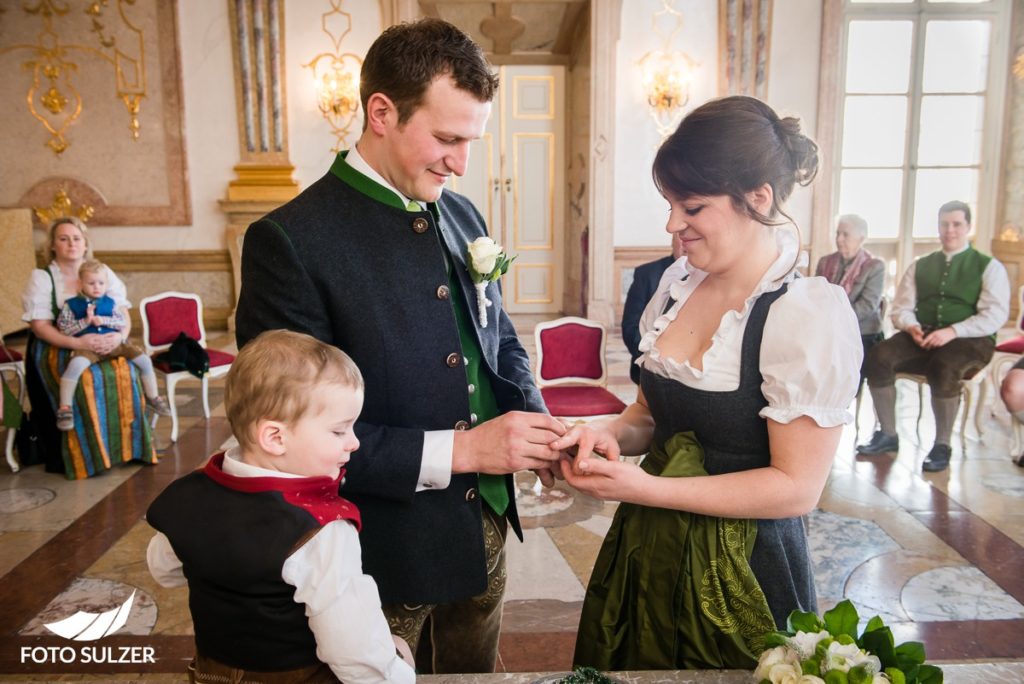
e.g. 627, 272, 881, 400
980, 473, 1024, 498
902, 565, 1024, 622
3, 322, 1024, 675
807, 509, 901, 601
515, 483, 574, 517
19, 577, 157, 637
0, 487, 56, 514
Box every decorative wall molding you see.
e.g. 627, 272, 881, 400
586, 0, 622, 327
613, 246, 672, 318
33, 249, 233, 330
810, 0, 842, 272
0, 0, 191, 227
92, 250, 231, 273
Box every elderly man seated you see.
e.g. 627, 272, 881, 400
857, 200, 1010, 472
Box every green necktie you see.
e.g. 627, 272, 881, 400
405, 199, 508, 515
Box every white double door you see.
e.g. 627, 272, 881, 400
450, 65, 565, 314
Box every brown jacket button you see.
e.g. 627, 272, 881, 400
446, 352, 461, 367
454, 420, 469, 431
465, 488, 478, 501
437, 285, 450, 300
412, 217, 429, 234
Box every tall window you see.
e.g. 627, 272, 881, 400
833, 0, 1010, 276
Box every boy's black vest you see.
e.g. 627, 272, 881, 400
147, 453, 360, 671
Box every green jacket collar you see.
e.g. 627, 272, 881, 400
330, 151, 405, 210
330, 151, 439, 218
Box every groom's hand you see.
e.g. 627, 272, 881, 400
452, 411, 566, 475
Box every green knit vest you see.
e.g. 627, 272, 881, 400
914, 247, 991, 329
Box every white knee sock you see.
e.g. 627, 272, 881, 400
130, 354, 159, 399
59, 356, 93, 408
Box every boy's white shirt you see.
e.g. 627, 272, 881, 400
146, 447, 415, 684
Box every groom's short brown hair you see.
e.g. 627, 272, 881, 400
359, 18, 498, 127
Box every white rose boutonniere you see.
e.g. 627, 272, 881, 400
466, 236, 515, 328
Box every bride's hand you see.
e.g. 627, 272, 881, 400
557, 454, 647, 503
549, 422, 621, 467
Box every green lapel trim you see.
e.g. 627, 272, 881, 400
330, 151, 406, 210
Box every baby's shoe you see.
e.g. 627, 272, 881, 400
147, 395, 172, 416
56, 406, 74, 431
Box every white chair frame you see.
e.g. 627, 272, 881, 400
139, 292, 230, 442
894, 361, 992, 453
987, 285, 1024, 399
1, 357, 25, 473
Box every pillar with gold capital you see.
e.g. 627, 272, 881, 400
220, 0, 299, 329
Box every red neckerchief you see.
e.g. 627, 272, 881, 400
203, 452, 361, 531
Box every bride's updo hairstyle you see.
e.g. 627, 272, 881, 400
652, 95, 819, 230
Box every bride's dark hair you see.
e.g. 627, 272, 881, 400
652, 95, 818, 232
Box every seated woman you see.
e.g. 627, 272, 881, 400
815, 213, 885, 381
21, 216, 157, 478
1000, 359, 1024, 467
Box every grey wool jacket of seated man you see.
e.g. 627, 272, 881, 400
235, 151, 547, 607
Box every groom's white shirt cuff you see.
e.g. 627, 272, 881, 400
419, 431, 454, 491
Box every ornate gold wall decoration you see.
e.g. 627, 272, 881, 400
304, 0, 363, 152
1, 0, 147, 156
1014, 50, 1024, 80
32, 187, 95, 225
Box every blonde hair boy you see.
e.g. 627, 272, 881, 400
225, 328, 364, 452
146, 330, 415, 682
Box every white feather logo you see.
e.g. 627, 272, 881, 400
42, 591, 135, 641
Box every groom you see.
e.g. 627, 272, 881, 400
235, 18, 564, 673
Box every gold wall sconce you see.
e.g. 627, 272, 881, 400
304, 0, 363, 152
639, 0, 698, 138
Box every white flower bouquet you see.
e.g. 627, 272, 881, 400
754, 600, 942, 684
465, 236, 515, 328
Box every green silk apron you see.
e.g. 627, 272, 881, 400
573, 431, 775, 670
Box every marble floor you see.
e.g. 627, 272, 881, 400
1, 318, 1023, 681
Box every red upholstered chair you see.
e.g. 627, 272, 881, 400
989, 285, 1024, 393
1, 335, 25, 473
139, 292, 234, 442
534, 317, 627, 419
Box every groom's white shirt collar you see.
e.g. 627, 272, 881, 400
347, 144, 425, 209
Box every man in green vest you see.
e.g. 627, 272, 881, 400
236, 19, 565, 674
857, 201, 1009, 472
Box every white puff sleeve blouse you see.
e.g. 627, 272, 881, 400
636, 229, 862, 428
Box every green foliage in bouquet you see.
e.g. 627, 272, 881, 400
756, 599, 943, 684
555, 666, 618, 684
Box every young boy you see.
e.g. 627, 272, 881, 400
54, 259, 170, 430
146, 329, 415, 683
